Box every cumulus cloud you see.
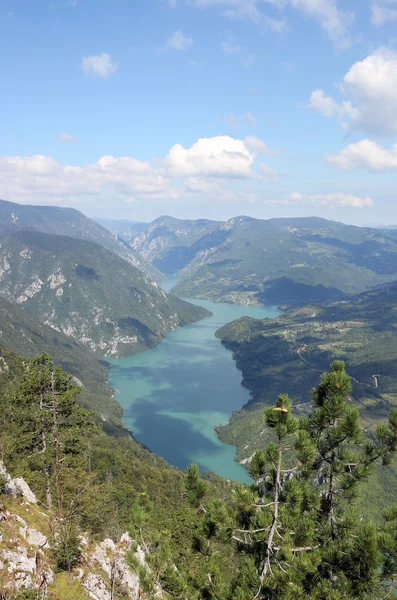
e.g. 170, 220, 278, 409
0, 135, 281, 206
60, 133, 76, 143
82, 53, 117, 78
164, 135, 258, 178
326, 139, 397, 171
307, 89, 357, 124
308, 48, 397, 136
164, 31, 193, 50
187, 0, 351, 44
273, 191, 373, 208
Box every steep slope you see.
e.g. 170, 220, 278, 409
0, 198, 161, 281
215, 281, 397, 463
95, 217, 148, 242
173, 216, 397, 306
0, 230, 209, 357
130, 215, 222, 275
0, 354, 244, 600
0, 298, 122, 428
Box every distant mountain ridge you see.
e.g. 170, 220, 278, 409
167, 216, 397, 306
95, 217, 148, 242
0, 229, 209, 357
0, 199, 161, 281
130, 215, 222, 275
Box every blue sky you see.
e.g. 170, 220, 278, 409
1, 0, 397, 224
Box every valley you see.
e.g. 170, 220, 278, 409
2, 203, 397, 598
6, 8, 397, 595
109, 279, 280, 482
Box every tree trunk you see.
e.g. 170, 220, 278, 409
327, 456, 336, 540
260, 437, 283, 583
40, 392, 47, 452
51, 372, 63, 520
45, 464, 52, 510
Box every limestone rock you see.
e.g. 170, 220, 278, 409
0, 461, 37, 504
14, 478, 37, 504
26, 528, 48, 547
3, 548, 37, 574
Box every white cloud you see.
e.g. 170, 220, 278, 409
164, 31, 193, 50
169, 0, 178, 6
274, 191, 373, 208
0, 135, 280, 206
307, 89, 357, 123
308, 48, 397, 136
370, 2, 397, 26
60, 133, 76, 143
187, 0, 351, 44
326, 139, 397, 171
164, 135, 258, 178
82, 53, 117, 78
244, 136, 280, 155
289, 0, 353, 46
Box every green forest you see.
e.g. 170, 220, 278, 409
2, 349, 397, 599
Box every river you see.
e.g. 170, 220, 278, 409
108, 279, 281, 483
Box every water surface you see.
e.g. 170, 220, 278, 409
109, 279, 281, 483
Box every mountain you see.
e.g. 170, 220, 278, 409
172, 216, 397, 306
0, 199, 161, 281
0, 230, 210, 357
215, 281, 397, 465
130, 215, 222, 275
0, 351, 241, 599
95, 217, 148, 242
0, 296, 123, 430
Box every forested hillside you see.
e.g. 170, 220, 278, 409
2, 353, 397, 598
216, 282, 397, 467
0, 230, 209, 357
0, 199, 160, 281
0, 297, 122, 431
162, 216, 397, 306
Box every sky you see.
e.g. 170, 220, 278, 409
1, 0, 397, 225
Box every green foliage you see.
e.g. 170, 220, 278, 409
173, 216, 397, 305
186, 463, 208, 506
229, 363, 397, 599
53, 522, 82, 571
216, 282, 397, 518
0, 351, 245, 598
0, 229, 209, 359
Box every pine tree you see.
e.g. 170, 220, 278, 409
231, 362, 397, 599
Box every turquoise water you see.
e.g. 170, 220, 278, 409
108, 279, 281, 483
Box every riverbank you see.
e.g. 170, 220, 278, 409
108, 288, 281, 483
